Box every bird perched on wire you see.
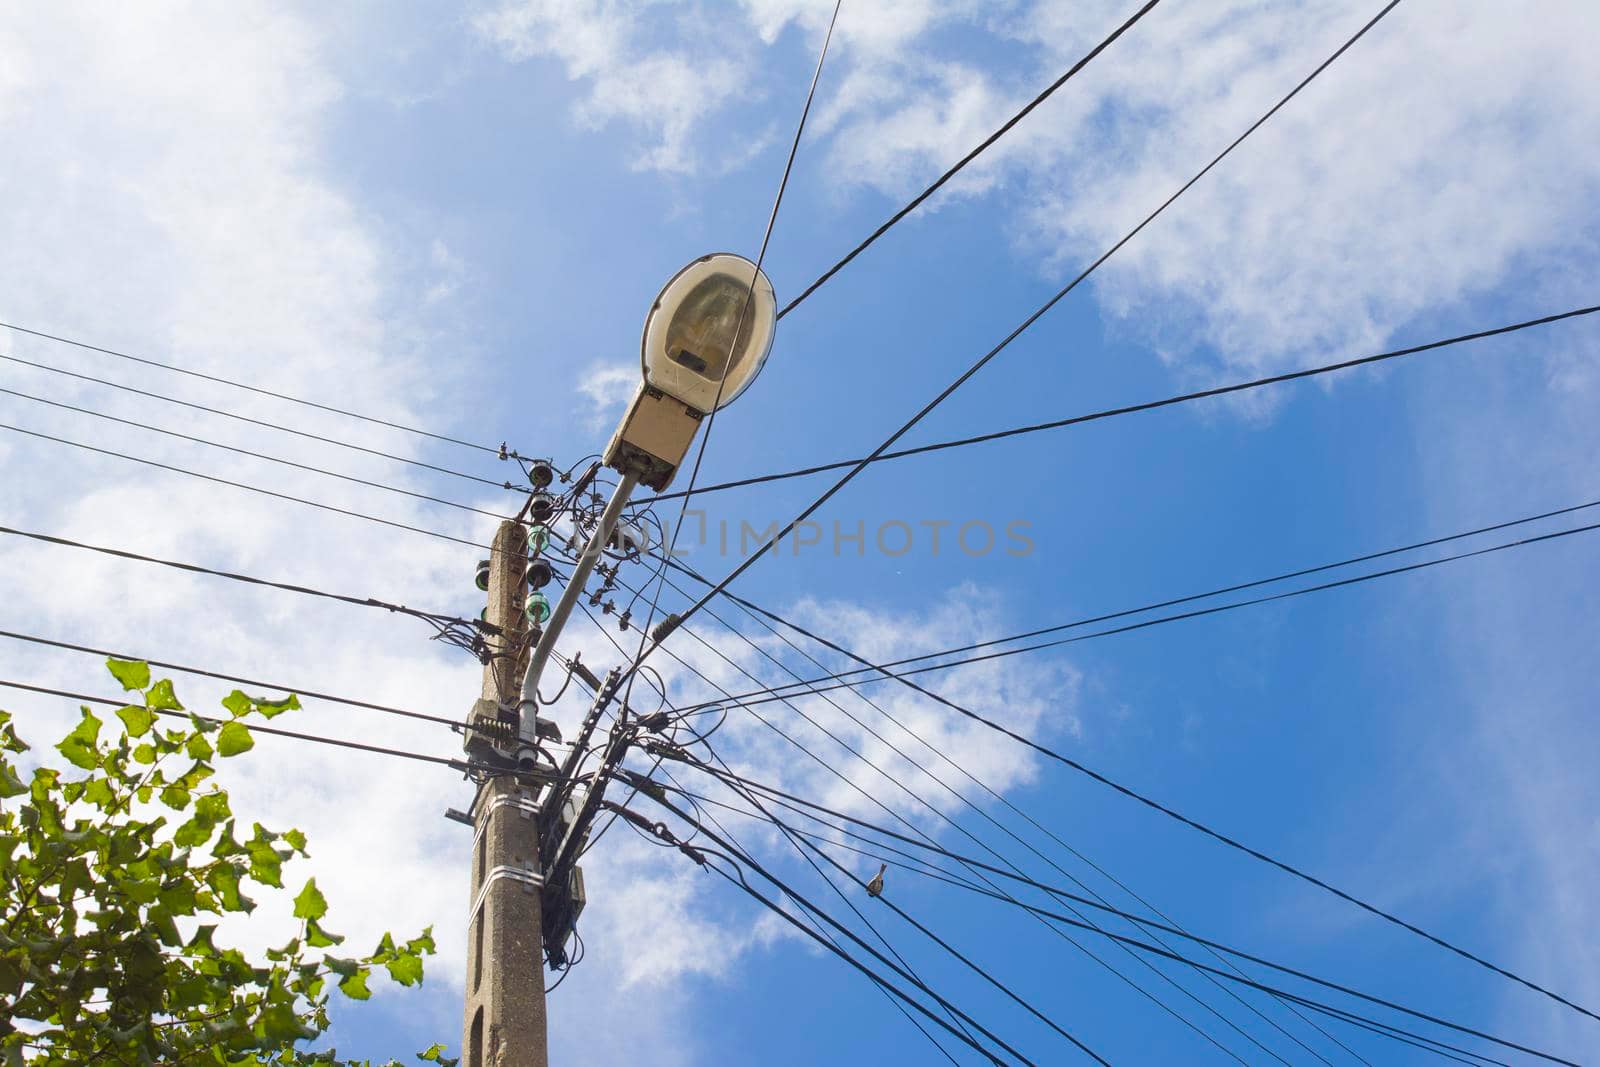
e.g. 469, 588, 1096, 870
865, 863, 887, 898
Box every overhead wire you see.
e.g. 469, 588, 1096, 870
669, 529, 1600, 1025
614, 0, 1404, 694
0, 680, 472, 772
640, 564, 1349, 1062
776, 0, 1164, 320
1, 387, 516, 521
1, 421, 495, 550
655, 763, 971, 1067
0, 525, 485, 635
0, 319, 512, 457
695, 760, 1112, 1065
0, 628, 462, 731
678, 497, 1600, 709
623, 612, 1256, 1059
640, 303, 1600, 503
621, 568, 1299, 1060
633, 796, 1047, 1066
0, 351, 521, 492
690, 513, 1600, 710
661, 763, 1570, 1066
612, 0, 846, 795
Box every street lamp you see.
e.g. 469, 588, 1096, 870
517, 252, 776, 737
604, 252, 777, 491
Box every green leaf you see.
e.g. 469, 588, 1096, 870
383, 948, 423, 987
221, 690, 252, 718
145, 678, 184, 712
55, 709, 103, 769
405, 927, 437, 957
106, 658, 151, 691
0, 764, 24, 799
132, 742, 158, 765
254, 693, 301, 719
159, 783, 191, 811
217, 721, 254, 758
283, 828, 307, 854
337, 967, 372, 1000
116, 703, 157, 738
186, 731, 214, 760
304, 918, 343, 948
293, 878, 328, 921
322, 955, 359, 977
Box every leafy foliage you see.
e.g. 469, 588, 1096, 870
0, 662, 458, 1066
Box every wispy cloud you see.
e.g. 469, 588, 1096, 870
575, 359, 636, 430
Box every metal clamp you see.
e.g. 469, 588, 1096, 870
470, 791, 542, 853
471, 863, 545, 922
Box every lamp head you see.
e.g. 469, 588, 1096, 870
603, 252, 780, 491
642, 253, 776, 415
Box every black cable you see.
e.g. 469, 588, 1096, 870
642, 511, 1600, 1025
698, 515, 1600, 710
613, 0, 845, 797
629, 572, 1277, 1061
0, 680, 472, 772
697, 761, 1110, 1065
658, 764, 971, 1067
614, 0, 1403, 697
667, 747, 985, 1060
643, 800, 1042, 1066
629, 601, 1250, 1061
0, 526, 486, 636
641, 304, 1600, 503
0, 628, 461, 731
1, 421, 494, 550
776, 0, 1163, 320
0, 320, 511, 457
662, 766, 1563, 1066
673, 529, 1600, 1026
0, 351, 520, 491
667, 789, 1505, 1065
640, 566, 1344, 1063
1, 387, 516, 521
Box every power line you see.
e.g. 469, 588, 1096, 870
637, 565, 1347, 1062
615, 0, 846, 790
701, 764, 1113, 1065
660, 766, 1570, 1066
655, 764, 973, 1066
0, 319, 512, 457
0, 351, 521, 492
649, 526, 1600, 1022
643, 518, 1600, 1023
597, 560, 1255, 1056
650, 787, 1547, 1067
642, 304, 1600, 503
627, 567, 1309, 1061
630, 794, 1051, 1067
776, 0, 1164, 320
616, 0, 1403, 692
0, 628, 461, 730
1, 421, 495, 550
0, 680, 472, 772
686, 501, 1600, 710
2, 386, 516, 521
0, 525, 483, 634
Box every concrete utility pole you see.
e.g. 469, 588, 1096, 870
462, 520, 548, 1067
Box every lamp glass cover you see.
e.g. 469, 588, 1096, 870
641, 253, 776, 413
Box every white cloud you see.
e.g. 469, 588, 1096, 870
474, 0, 749, 174
575, 359, 637, 430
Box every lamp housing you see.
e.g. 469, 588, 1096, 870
603, 252, 776, 491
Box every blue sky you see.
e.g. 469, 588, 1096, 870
2, 1, 1598, 1063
